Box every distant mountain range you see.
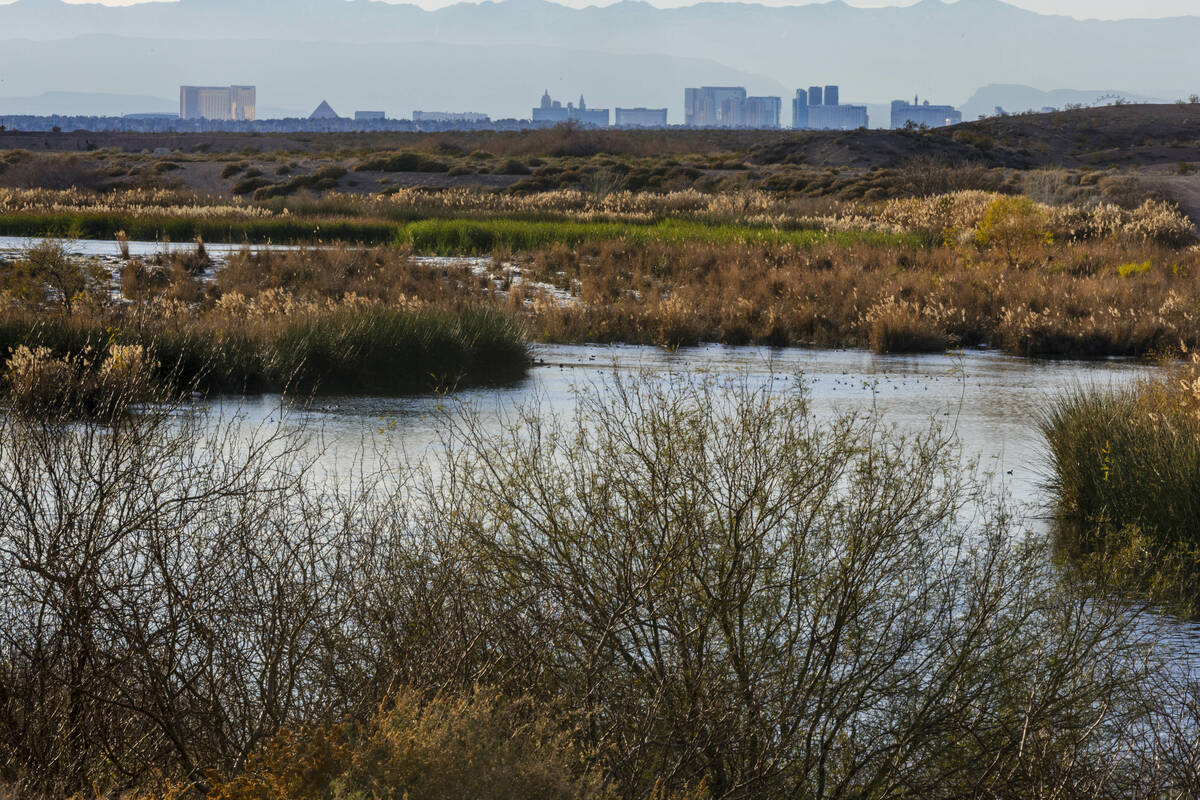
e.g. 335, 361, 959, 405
0, 91, 175, 117
959, 85, 1171, 122
0, 0, 1196, 122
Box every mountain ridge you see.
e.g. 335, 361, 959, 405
1, 0, 1196, 117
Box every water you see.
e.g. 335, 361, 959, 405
222, 343, 1200, 665
0, 234, 295, 262
220, 342, 1147, 513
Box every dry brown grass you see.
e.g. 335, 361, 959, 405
519, 237, 1200, 355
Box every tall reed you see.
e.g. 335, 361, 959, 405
1040, 357, 1200, 609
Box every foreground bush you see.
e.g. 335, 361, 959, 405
0, 370, 1197, 798
209, 689, 608, 800
1040, 353, 1200, 610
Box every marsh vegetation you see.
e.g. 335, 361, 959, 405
2, 365, 1200, 800
1041, 351, 1200, 611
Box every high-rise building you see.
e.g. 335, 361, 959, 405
793, 83, 868, 129
179, 85, 255, 121
230, 86, 256, 121
792, 89, 809, 129
890, 96, 963, 129
533, 89, 566, 123
684, 87, 778, 128
807, 104, 869, 130
614, 107, 668, 128
744, 96, 781, 129
684, 86, 747, 127
532, 91, 609, 126
355, 111, 387, 121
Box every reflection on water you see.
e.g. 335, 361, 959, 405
0, 235, 296, 261
215, 342, 1150, 511
215, 344, 1200, 662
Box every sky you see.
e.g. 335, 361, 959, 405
44, 0, 1200, 20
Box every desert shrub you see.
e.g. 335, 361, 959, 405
232, 176, 272, 195
220, 162, 249, 179
1023, 168, 1090, 206
356, 152, 449, 173
499, 158, 531, 175
0, 154, 107, 191
251, 166, 348, 200
1097, 175, 1154, 208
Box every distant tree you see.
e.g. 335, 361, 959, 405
1191, 94, 1200, 105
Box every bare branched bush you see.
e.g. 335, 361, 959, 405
422, 374, 1170, 799
0, 370, 1196, 799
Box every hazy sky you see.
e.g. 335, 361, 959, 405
45, 0, 1200, 20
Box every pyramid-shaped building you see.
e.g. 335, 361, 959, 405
309, 101, 340, 120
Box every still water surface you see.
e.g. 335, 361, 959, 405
221, 343, 1146, 514
219, 342, 1200, 661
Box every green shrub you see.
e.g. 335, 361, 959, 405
1117, 259, 1152, 278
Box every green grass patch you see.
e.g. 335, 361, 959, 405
395, 218, 918, 255
0, 210, 918, 252
0, 212, 396, 245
